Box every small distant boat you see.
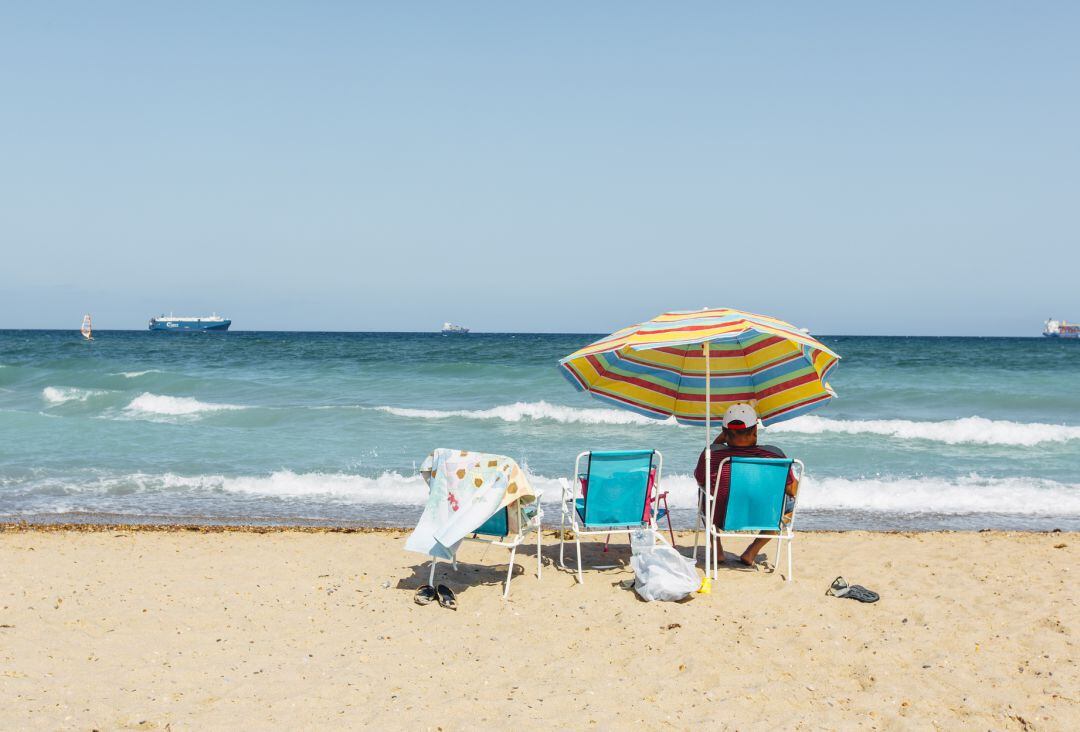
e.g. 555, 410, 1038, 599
149, 313, 231, 332
80, 314, 93, 341
1044, 318, 1079, 339
441, 322, 470, 334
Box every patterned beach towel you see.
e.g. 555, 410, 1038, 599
405, 449, 536, 560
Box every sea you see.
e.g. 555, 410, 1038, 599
1, 330, 1077, 531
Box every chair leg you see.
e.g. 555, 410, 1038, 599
428, 558, 437, 586
692, 516, 700, 562
558, 511, 566, 569
712, 535, 720, 580
663, 497, 676, 547
536, 527, 543, 579
787, 537, 793, 582
574, 531, 584, 585
603, 533, 610, 553
504, 544, 518, 599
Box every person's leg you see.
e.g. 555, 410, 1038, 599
740, 532, 775, 566
742, 494, 795, 565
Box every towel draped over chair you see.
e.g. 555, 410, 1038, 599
406, 448, 536, 560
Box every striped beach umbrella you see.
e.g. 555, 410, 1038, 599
559, 308, 840, 579
558, 308, 840, 426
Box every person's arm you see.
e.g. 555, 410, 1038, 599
693, 450, 706, 488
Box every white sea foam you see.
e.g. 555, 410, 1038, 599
26, 470, 1077, 517
216, 470, 569, 506
372, 401, 669, 425
629, 473, 1080, 516
43, 470, 434, 504
123, 393, 246, 418
114, 370, 160, 378
42, 386, 111, 405
373, 401, 1080, 446
770, 415, 1080, 446
220, 470, 431, 502
796, 474, 1080, 516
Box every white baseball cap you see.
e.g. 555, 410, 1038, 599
721, 403, 758, 429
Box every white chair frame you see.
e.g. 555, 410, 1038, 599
558, 450, 664, 584
700, 458, 804, 582
427, 496, 543, 599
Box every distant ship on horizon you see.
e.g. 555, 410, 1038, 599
441, 322, 469, 334
149, 314, 231, 332
1043, 318, 1078, 338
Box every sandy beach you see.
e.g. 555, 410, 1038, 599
0, 526, 1076, 730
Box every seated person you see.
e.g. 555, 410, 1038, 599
693, 403, 799, 567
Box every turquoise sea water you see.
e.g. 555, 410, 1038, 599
1, 330, 1077, 530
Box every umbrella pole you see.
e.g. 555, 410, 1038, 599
703, 342, 712, 581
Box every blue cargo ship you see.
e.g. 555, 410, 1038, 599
149, 314, 231, 332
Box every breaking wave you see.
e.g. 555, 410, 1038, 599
371, 402, 1080, 446
643, 474, 1080, 515
123, 393, 246, 418
9, 470, 1077, 517
371, 401, 668, 425
769, 415, 1080, 446
42, 386, 112, 405
794, 474, 1080, 516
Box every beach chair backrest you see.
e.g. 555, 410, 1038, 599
582, 450, 654, 527
722, 457, 793, 532
474, 505, 509, 537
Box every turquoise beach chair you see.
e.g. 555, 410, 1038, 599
706, 457, 805, 582
558, 450, 666, 584
427, 495, 543, 599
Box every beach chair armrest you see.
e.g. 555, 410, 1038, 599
561, 482, 574, 502
523, 494, 544, 523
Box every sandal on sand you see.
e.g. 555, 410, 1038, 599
414, 585, 438, 606
826, 576, 879, 603
436, 584, 458, 611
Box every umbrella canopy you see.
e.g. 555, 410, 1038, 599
559, 308, 839, 426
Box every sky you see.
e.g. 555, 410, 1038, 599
1, 2, 1077, 335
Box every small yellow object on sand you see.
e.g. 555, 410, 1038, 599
697, 577, 712, 594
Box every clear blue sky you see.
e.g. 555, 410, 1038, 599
1, 2, 1077, 334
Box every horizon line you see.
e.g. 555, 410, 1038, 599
0, 327, 1056, 339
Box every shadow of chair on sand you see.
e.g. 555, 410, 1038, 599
396, 531, 647, 596
397, 532, 774, 596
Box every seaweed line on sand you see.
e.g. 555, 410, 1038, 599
0, 522, 1071, 538
0, 521, 409, 535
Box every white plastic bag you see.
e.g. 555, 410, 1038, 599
630, 532, 700, 602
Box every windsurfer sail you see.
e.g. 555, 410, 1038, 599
80, 314, 93, 341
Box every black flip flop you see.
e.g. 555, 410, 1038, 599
827, 576, 879, 603
414, 585, 438, 606
435, 584, 458, 611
